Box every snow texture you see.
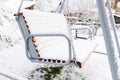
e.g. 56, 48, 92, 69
0, 0, 120, 80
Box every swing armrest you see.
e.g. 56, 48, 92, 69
71, 27, 93, 40
25, 33, 72, 66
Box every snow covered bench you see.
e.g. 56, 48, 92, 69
15, 10, 97, 68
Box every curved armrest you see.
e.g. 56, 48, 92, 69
25, 33, 72, 66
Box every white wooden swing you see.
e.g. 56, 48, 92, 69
15, 9, 97, 68
1, 0, 120, 80
14, 0, 98, 68
1, 0, 119, 80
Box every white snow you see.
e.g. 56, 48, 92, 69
0, 36, 112, 80
0, 2, 21, 49
22, 10, 68, 35
0, 0, 120, 80
3, 0, 35, 12
35, 0, 60, 12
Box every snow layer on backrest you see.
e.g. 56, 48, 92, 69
23, 10, 69, 36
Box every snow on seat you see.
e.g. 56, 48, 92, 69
73, 39, 97, 67
15, 9, 97, 68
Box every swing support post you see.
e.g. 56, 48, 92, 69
96, 0, 118, 80
106, 0, 120, 57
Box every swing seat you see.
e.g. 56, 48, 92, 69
15, 9, 97, 68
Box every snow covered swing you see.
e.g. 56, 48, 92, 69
14, 9, 97, 68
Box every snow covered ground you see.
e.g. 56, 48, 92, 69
0, 0, 120, 80
0, 35, 113, 80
